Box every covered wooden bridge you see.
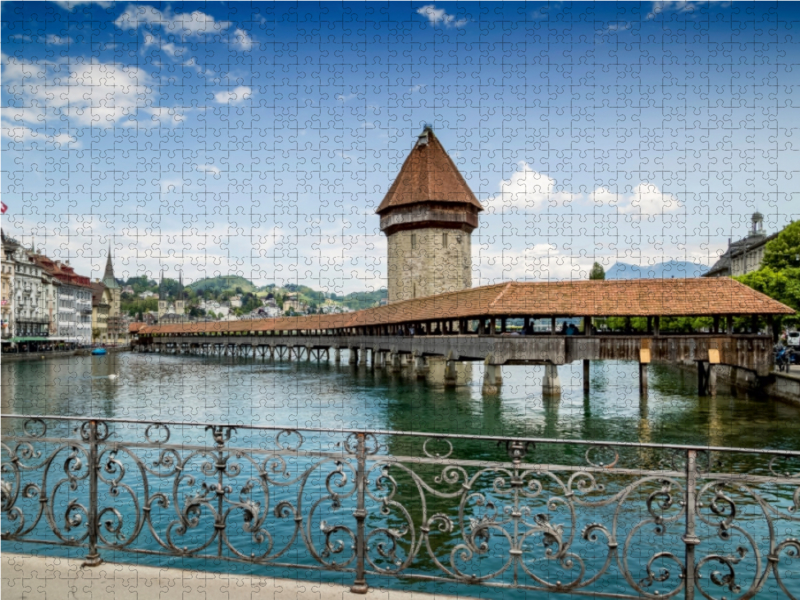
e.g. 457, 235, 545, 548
133, 278, 793, 396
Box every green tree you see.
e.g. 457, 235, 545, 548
589, 262, 606, 280
735, 266, 800, 330
763, 221, 800, 271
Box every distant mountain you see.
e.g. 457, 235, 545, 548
605, 260, 709, 280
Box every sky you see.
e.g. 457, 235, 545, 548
2, 0, 799, 294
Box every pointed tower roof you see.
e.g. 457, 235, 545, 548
376, 127, 483, 215
102, 244, 119, 289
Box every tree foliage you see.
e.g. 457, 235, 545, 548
589, 262, 606, 280
762, 220, 800, 271
735, 267, 800, 327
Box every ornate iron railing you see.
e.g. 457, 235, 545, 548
2, 414, 799, 599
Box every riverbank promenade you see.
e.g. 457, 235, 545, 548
2, 553, 435, 600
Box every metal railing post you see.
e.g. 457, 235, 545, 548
683, 449, 699, 600
350, 432, 369, 594
82, 419, 103, 567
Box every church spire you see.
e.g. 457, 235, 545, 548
102, 243, 119, 289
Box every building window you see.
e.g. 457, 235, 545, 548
442, 233, 448, 247
411, 234, 417, 250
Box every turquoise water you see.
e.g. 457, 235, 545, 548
2, 352, 800, 598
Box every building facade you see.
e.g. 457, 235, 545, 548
31, 254, 93, 345
10, 244, 51, 338
91, 282, 111, 343
377, 127, 482, 302
1, 235, 16, 339
705, 212, 779, 278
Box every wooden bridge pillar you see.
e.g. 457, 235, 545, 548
334, 348, 341, 364
697, 361, 717, 397
639, 341, 651, 397
444, 351, 457, 388
583, 359, 590, 394
542, 363, 561, 397
359, 345, 367, 366
639, 362, 648, 397
349, 347, 358, 365
389, 351, 402, 373
413, 353, 429, 379
482, 354, 500, 395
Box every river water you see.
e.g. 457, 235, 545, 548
3, 351, 800, 447
2, 352, 799, 598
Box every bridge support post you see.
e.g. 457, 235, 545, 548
349, 347, 358, 365
583, 359, 590, 394
708, 364, 717, 396
697, 362, 706, 396
483, 365, 499, 395
482, 354, 500, 395
444, 352, 457, 388
414, 353, 429, 379
335, 348, 341, 364
359, 345, 367, 366
543, 363, 561, 397
639, 362, 648, 397
389, 351, 402, 374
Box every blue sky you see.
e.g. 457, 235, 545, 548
2, 1, 799, 293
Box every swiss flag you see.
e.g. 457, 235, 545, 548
0, 202, 6, 214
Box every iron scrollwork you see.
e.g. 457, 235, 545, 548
2, 415, 799, 599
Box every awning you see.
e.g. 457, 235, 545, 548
6, 337, 61, 343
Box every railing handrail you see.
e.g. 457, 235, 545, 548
3, 413, 799, 456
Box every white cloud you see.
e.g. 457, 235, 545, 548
488, 166, 681, 217
51, 0, 112, 9
143, 35, 183, 59
115, 5, 230, 36
645, 1, 727, 20
213, 86, 252, 104
196, 164, 221, 176
416, 5, 468, 28
617, 183, 682, 215
1, 123, 78, 148
49, 132, 78, 147
486, 162, 577, 212
232, 28, 253, 51
1, 54, 190, 131
144, 107, 188, 127
2, 55, 153, 128
476, 243, 585, 284
46, 34, 73, 45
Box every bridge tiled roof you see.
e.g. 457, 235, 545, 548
376, 127, 482, 214
138, 278, 793, 336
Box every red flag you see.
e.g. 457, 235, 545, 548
0, 202, 6, 214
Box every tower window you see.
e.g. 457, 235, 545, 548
442, 233, 448, 247
411, 234, 417, 250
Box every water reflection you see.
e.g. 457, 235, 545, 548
2, 352, 800, 450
